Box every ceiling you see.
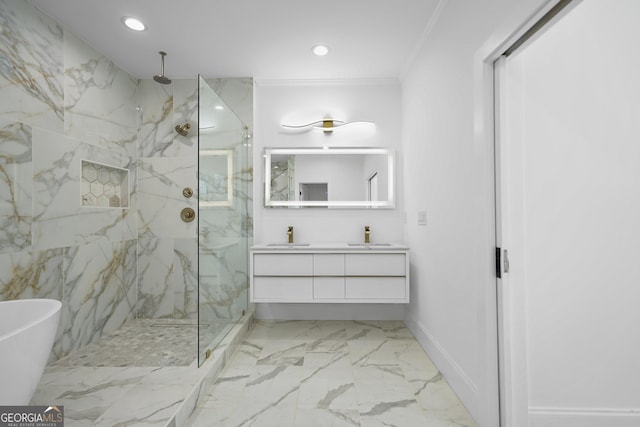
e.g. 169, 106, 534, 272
32, 0, 441, 81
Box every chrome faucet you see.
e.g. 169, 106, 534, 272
364, 225, 371, 244
287, 226, 294, 244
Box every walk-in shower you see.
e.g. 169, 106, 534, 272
39, 77, 251, 369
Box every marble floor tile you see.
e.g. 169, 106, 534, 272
257, 339, 308, 366
249, 320, 315, 341
241, 364, 303, 404
358, 399, 428, 427
293, 408, 361, 426
32, 313, 254, 427
186, 320, 477, 427
299, 355, 357, 410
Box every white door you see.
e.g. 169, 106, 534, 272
496, 1, 640, 426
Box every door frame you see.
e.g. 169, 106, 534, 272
473, 0, 578, 425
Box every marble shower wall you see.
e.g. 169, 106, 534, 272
136, 78, 254, 321
136, 79, 198, 319
0, 0, 137, 361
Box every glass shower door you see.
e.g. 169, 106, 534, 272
197, 76, 249, 365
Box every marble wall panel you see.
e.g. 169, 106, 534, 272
31, 128, 129, 250
0, 247, 64, 362
138, 80, 173, 158
137, 157, 197, 239
103, 239, 137, 332
61, 240, 131, 356
122, 157, 138, 241
0, 118, 33, 254
0, 1, 141, 363
0, 0, 63, 132
174, 238, 198, 319
173, 79, 198, 158
0, 248, 63, 302
204, 78, 254, 129
63, 32, 137, 157
122, 239, 138, 319
137, 237, 174, 319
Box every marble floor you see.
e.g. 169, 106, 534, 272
31, 314, 254, 426
185, 320, 477, 427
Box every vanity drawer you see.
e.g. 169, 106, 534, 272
345, 277, 406, 299
253, 277, 313, 300
313, 277, 345, 299
313, 254, 345, 276
253, 254, 313, 276
345, 254, 405, 276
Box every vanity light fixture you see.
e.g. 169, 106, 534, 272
122, 16, 146, 31
281, 119, 374, 133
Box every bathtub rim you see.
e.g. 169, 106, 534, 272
0, 298, 62, 341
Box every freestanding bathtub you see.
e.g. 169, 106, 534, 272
0, 299, 61, 405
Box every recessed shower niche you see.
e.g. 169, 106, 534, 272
81, 160, 129, 208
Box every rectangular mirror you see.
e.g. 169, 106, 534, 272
264, 147, 395, 208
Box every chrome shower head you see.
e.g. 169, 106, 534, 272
175, 123, 191, 136
153, 51, 171, 84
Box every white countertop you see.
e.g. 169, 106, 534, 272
251, 242, 409, 251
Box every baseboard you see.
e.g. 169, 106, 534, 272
530, 407, 640, 427
255, 303, 404, 320
404, 311, 479, 422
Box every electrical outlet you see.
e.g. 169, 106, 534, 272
418, 210, 427, 226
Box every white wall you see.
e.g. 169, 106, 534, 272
400, 0, 550, 425
504, 1, 640, 425
254, 80, 405, 319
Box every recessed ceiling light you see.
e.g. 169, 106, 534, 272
122, 16, 146, 32
215, 105, 224, 110
312, 45, 329, 56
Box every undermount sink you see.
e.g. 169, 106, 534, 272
347, 243, 392, 246
266, 243, 310, 246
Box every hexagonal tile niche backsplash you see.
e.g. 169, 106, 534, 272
81, 160, 129, 208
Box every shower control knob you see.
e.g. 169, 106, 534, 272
180, 207, 196, 223
183, 187, 193, 198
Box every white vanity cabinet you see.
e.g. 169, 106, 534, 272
250, 244, 409, 303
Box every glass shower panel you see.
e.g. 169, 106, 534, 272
197, 76, 249, 366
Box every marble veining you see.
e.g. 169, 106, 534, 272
137, 157, 197, 239
31, 128, 130, 251
203, 78, 254, 129
137, 237, 175, 319
172, 80, 198, 158
61, 240, 135, 357
0, 248, 63, 301
187, 320, 477, 427
138, 80, 174, 158
173, 238, 198, 319
0, 0, 64, 131
0, 118, 33, 254
31, 312, 254, 427
64, 31, 137, 156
